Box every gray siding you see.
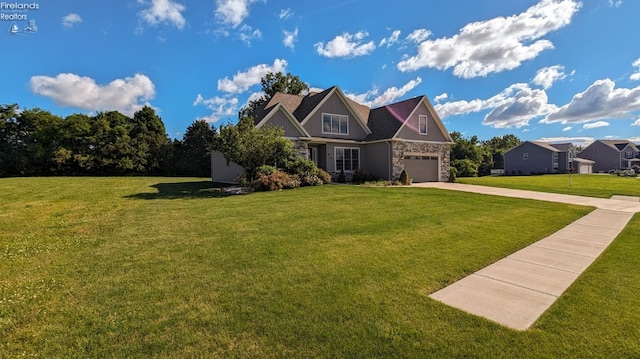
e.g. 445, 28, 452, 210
211, 151, 244, 183
262, 109, 304, 137
364, 142, 392, 180
396, 102, 448, 142
579, 142, 619, 172
303, 94, 368, 139
504, 142, 555, 175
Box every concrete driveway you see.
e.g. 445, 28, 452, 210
412, 182, 640, 330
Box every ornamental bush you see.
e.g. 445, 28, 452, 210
251, 170, 301, 191
317, 169, 332, 184
399, 169, 411, 185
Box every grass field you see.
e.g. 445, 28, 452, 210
1, 177, 639, 357
457, 173, 640, 198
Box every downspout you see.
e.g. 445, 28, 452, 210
386, 141, 392, 180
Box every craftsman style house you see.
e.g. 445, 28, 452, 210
504, 141, 594, 175
211, 86, 454, 183
578, 140, 640, 173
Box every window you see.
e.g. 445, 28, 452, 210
322, 113, 348, 135
419, 115, 428, 134
335, 147, 359, 172
523, 152, 528, 160
625, 151, 634, 159
553, 152, 558, 159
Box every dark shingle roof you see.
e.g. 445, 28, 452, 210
598, 139, 639, 152
365, 96, 422, 141
292, 87, 334, 121
549, 143, 573, 152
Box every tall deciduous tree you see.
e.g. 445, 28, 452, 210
214, 116, 295, 178
131, 106, 170, 174
482, 134, 521, 170
181, 119, 217, 177
241, 72, 309, 117
0, 104, 20, 176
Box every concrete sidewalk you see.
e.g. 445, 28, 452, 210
412, 182, 640, 330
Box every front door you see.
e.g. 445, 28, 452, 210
308, 147, 319, 166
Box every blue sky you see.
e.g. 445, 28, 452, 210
2, 0, 639, 145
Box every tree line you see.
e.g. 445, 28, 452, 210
0, 104, 215, 177
449, 132, 521, 177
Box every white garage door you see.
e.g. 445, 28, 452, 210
579, 164, 592, 174
403, 155, 439, 182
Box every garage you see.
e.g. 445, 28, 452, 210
403, 155, 440, 182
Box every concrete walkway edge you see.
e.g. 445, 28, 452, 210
411, 183, 640, 330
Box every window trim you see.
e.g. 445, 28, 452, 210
322, 113, 349, 135
335, 147, 360, 172
418, 114, 428, 135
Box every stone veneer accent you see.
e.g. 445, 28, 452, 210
293, 140, 309, 159
292, 139, 450, 182
392, 141, 451, 182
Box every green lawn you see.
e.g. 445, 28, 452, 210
1, 177, 639, 357
456, 173, 640, 198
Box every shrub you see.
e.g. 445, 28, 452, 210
448, 166, 457, 183
302, 175, 323, 186
338, 169, 346, 183
255, 165, 277, 178
286, 158, 317, 178
251, 170, 301, 191
317, 169, 332, 184
352, 169, 376, 184
398, 169, 411, 185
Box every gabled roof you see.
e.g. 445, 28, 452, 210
365, 96, 422, 141
549, 142, 573, 152
597, 139, 639, 152
248, 85, 453, 143
253, 102, 310, 137
298, 86, 372, 135
505, 141, 559, 155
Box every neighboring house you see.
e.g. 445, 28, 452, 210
504, 141, 593, 175
578, 140, 640, 173
211, 86, 454, 183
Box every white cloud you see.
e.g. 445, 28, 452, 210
406, 29, 431, 43
630, 58, 640, 81
398, 0, 581, 78
538, 136, 594, 147
138, 0, 186, 30
315, 31, 376, 58
633, 118, 640, 126
283, 28, 298, 49
279, 8, 292, 20
193, 94, 239, 123
562, 126, 572, 131
379, 30, 401, 47
435, 83, 557, 128
239, 24, 262, 46
609, 0, 622, 7
345, 77, 422, 107
434, 93, 448, 103
215, 0, 256, 28
583, 121, 610, 129
533, 65, 573, 89
217, 59, 288, 93
542, 78, 640, 124
62, 13, 82, 28
29, 73, 155, 116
